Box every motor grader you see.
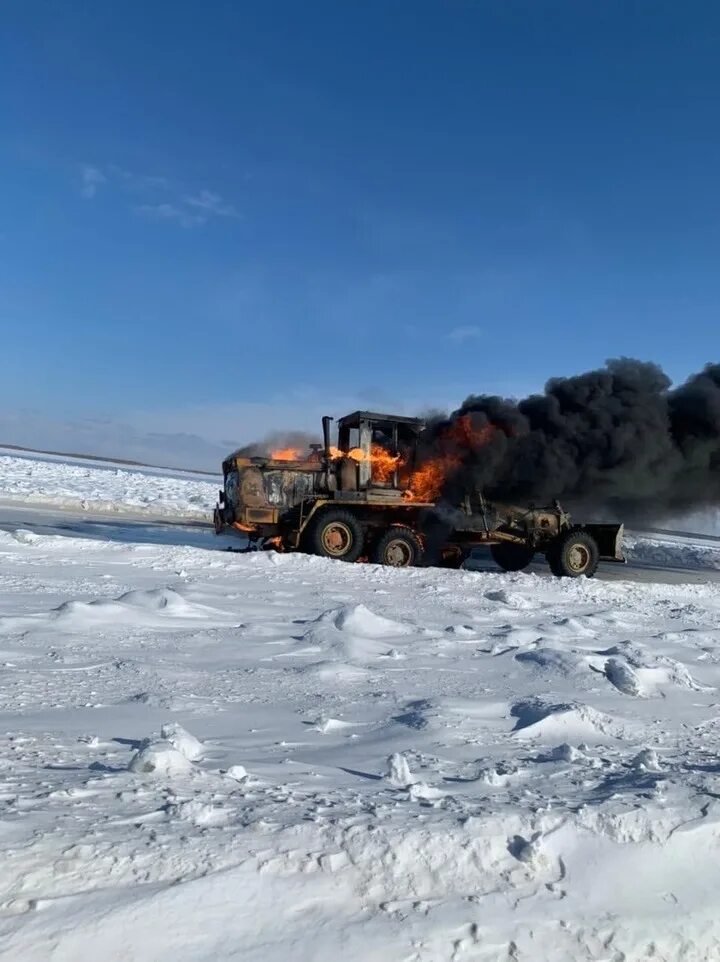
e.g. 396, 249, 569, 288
214, 411, 625, 577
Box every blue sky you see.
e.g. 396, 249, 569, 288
2, 1, 720, 467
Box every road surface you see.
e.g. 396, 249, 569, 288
1, 500, 718, 585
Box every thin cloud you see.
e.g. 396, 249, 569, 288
80, 165, 106, 198
447, 325, 482, 342
184, 189, 238, 218
135, 203, 206, 229
79, 164, 238, 227
107, 165, 171, 192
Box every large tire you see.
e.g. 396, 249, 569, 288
547, 529, 599, 578
490, 542, 535, 572
310, 508, 364, 562
372, 526, 424, 568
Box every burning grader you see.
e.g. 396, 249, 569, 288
214, 411, 625, 577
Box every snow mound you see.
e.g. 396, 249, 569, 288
600, 641, 705, 694
225, 765, 248, 782
9, 528, 41, 545
313, 715, 356, 733
545, 615, 598, 638
484, 587, 534, 609
160, 722, 204, 761
515, 647, 588, 678
386, 752, 414, 788
168, 798, 227, 826
128, 740, 195, 776
604, 657, 643, 696
333, 604, 413, 638
632, 748, 662, 772
17, 587, 220, 633
511, 699, 625, 743
537, 743, 585, 763
115, 587, 196, 612
298, 604, 416, 665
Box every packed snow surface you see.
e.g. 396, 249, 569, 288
0, 450, 218, 519
2, 524, 720, 960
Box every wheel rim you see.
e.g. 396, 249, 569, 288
384, 538, 412, 567
321, 521, 353, 557
567, 543, 590, 573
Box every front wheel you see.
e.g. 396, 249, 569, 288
372, 527, 424, 567
490, 542, 535, 572
547, 530, 599, 578
310, 509, 364, 562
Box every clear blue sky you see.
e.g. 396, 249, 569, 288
2, 1, 720, 466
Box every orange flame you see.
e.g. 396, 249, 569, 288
270, 447, 302, 461
404, 455, 461, 502
404, 414, 495, 502
346, 444, 403, 483
269, 412, 495, 502
326, 444, 403, 483
347, 444, 403, 484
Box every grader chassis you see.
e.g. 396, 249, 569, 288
214, 410, 625, 578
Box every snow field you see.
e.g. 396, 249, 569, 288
4, 446, 720, 572
1, 526, 720, 959
0, 451, 218, 520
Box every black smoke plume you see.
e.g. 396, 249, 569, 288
421, 359, 720, 521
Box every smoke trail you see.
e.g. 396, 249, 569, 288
421, 359, 720, 520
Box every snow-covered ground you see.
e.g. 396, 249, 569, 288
626, 530, 720, 571
0, 449, 219, 520
4, 450, 720, 959
2, 524, 720, 960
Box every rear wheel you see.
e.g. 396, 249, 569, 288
373, 527, 424, 567
310, 509, 364, 562
547, 530, 599, 578
490, 542, 535, 572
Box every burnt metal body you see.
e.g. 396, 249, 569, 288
214, 411, 625, 565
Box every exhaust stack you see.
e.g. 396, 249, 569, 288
322, 416, 334, 461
